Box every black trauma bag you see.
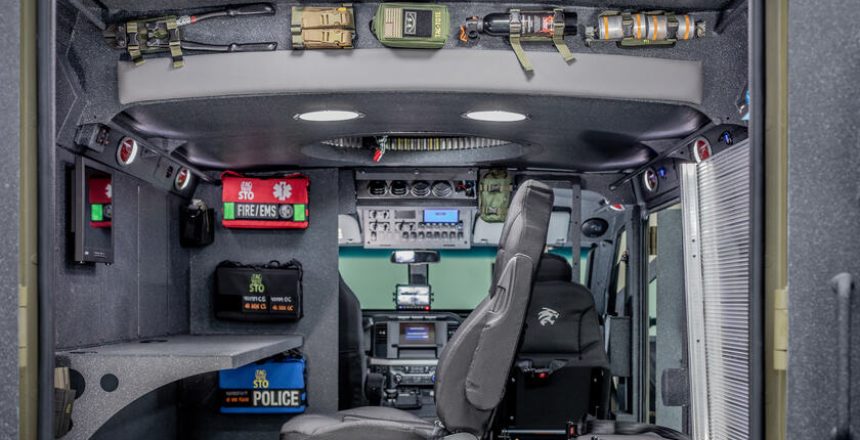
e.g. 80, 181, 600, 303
215, 260, 303, 321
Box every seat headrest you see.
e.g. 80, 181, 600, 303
535, 253, 573, 282
490, 180, 554, 292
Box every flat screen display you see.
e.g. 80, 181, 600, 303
396, 285, 431, 308
73, 156, 114, 264
423, 209, 458, 224
398, 322, 436, 346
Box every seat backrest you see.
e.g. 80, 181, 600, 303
338, 274, 365, 409
434, 180, 553, 435
499, 253, 610, 428
520, 253, 608, 368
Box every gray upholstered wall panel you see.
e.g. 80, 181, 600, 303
654, 208, 687, 431
787, 0, 860, 438
0, 1, 20, 438
118, 50, 703, 107
188, 168, 340, 413
53, 148, 190, 349
92, 383, 179, 440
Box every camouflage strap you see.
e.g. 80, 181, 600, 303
300, 29, 354, 49
291, 5, 355, 49
508, 9, 533, 72
552, 8, 574, 62
479, 182, 513, 192
125, 21, 144, 65
290, 7, 304, 47
166, 17, 184, 68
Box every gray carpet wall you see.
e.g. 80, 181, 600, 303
188, 168, 340, 415
0, 1, 20, 437
53, 148, 190, 350
787, 0, 860, 438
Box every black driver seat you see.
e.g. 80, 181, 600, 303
280, 180, 554, 440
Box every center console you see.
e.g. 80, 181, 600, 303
366, 313, 461, 414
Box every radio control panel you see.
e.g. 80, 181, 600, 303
370, 359, 438, 387
360, 207, 473, 249
355, 168, 478, 249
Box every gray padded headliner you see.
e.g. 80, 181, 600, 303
118, 50, 703, 106
117, 51, 705, 172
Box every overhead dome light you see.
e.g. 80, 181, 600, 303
463, 110, 528, 122
295, 110, 363, 122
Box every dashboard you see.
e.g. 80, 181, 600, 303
364, 312, 462, 413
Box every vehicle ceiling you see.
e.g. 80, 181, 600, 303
57, 0, 748, 174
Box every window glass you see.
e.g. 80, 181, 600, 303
339, 247, 589, 310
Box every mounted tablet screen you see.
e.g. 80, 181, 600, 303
72, 156, 114, 264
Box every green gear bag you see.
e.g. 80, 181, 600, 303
479, 170, 514, 223
371, 3, 450, 49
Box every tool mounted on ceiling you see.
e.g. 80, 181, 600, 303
103, 3, 278, 68
370, 3, 451, 49
291, 4, 356, 49
461, 8, 577, 73
585, 10, 705, 47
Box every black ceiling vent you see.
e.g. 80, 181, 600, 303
321, 136, 510, 152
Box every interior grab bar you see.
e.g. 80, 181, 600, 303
831, 273, 854, 440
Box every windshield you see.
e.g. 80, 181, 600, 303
339, 247, 587, 311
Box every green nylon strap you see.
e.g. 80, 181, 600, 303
290, 8, 303, 47
552, 8, 574, 62
166, 17, 184, 68
508, 9, 533, 72
126, 21, 144, 65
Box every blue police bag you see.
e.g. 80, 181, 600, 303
219, 354, 307, 414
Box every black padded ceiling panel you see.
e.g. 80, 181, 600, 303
124, 92, 707, 171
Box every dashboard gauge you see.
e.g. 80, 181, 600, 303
431, 181, 453, 198
411, 180, 431, 197
643, 168, 659, 192
390, 180, 410, 196
368, 180, 388, 196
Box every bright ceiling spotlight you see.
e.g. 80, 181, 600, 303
462, 110, 528, 122
294, 110, 363, 122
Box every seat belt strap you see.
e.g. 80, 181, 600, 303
125, 21, 144, 65
552, 8, 574, 62
508, 10, 533, 72
166, 17, 184, 68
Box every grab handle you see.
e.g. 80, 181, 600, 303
831, 273, 854, 440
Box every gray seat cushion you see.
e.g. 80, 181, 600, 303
280, 407, 435, 440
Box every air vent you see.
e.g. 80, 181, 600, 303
322, 136, 509, 152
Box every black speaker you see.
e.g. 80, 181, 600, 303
180, 199, 214, 247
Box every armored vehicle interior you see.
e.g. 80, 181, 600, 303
9, 0, 851, 439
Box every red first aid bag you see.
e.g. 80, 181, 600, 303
221, 172, 309, 229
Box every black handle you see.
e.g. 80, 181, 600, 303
225, 42, 278, 52
831, 273, 854, 440
192, 3, 275, 23
226, 3, 275, 17
181, 41, 277, 52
